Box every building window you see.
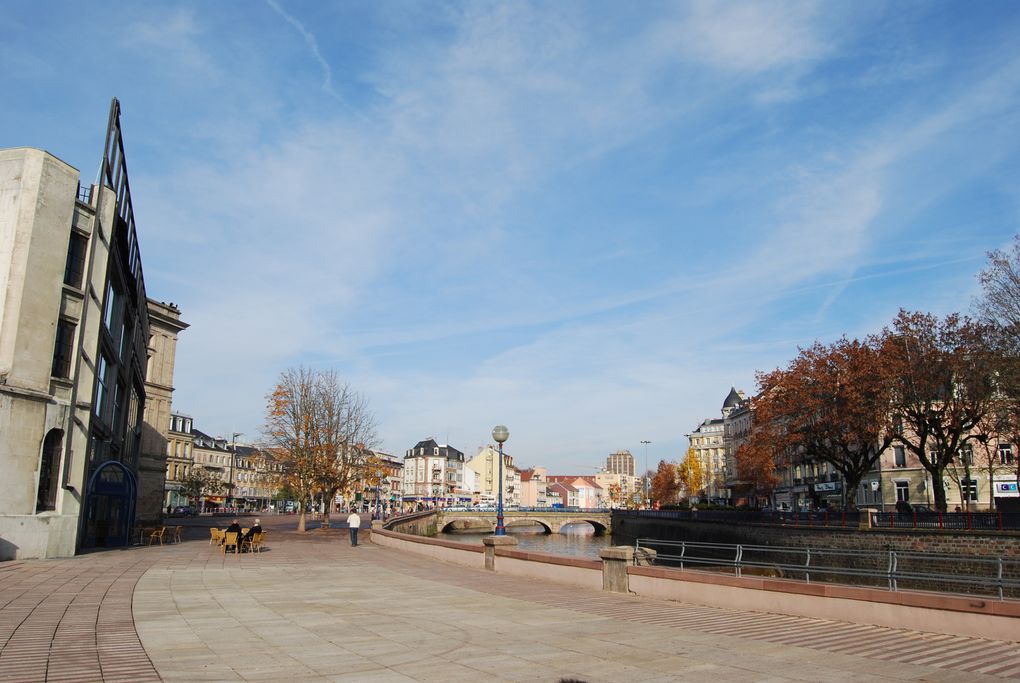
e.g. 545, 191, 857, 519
64, 231, 88, 288
112, 380, 127, 436
893, 446, 906, 468
960, 444, 973, 466
1000, 444, 1014, 466
895, 481, 909, 503
103, 279, 123, 333
36, 429, 63, 512
95, 352, 114, 421
962, 479, 978, 502
51, 319, 76, 378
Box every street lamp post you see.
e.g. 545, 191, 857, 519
684, 433, 693, 503
375, 467, 383, 519
641, 440, 651, 509
492, 425, 509, 536
229, 431, 242, 511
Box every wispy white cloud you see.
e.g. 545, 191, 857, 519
122, 7, 214, 75
654, 0, 830, 73
264, 0, 341, 101
68, 2, 1020, 468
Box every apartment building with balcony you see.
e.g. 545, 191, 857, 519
467, 445, 521, 508
164, 412, 195, 509
402, 438, 469, 506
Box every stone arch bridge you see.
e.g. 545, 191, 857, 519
385, 509, 611, 536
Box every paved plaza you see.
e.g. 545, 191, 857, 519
2, 516, 1020, 682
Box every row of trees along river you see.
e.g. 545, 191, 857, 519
650, 237, 1020, 513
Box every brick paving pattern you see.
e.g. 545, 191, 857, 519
0, 554, 160, 682
1, 516, 1018, 681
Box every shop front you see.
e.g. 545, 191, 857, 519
993, 478, 1020, 512
814, 480, 843, 508
202, 495, 225, 512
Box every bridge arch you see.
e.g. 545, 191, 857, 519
505, 517, 553, 534
438, 516, 494, 534
559, 519, 609, 536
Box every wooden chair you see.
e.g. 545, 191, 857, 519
148, 527, 166, 546
172, 526, 184, 544
209, 528, 224, 546
242, 531, 265, 554
221, 531, 240, 554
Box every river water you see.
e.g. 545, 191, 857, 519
435, 522, 612, 559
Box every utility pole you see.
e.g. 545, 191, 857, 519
641, 440, 651, 509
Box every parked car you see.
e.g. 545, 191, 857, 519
172, 506, 196, 516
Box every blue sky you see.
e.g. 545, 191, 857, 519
3, 1, 1019, 473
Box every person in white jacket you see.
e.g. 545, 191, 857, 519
347, 512, 361, 546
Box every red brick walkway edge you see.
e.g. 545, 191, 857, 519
0, 551, 160, 683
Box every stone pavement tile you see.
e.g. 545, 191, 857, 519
364, 650, 438, 669
391, 660, 496, 682
291, 652, 384, 676
328, 669, 417, 682
159, 666, 245, 682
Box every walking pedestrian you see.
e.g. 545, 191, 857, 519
347, 511, 362, 546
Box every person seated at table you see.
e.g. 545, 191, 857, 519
224, 519, 243, 552
242, 519, 262, 550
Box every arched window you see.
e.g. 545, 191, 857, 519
36, 429, 63, 512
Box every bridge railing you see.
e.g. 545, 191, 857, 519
635, 538, 1020, 601
441, 507, 611, 514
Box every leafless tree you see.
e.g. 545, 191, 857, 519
263, 367, 378, 532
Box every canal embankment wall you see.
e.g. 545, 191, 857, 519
611, 512, 1020, 557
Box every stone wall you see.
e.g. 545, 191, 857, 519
386, 511, 439, 537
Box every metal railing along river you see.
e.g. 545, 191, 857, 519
635, 539, 1020, 601
625, 508, 1020, 531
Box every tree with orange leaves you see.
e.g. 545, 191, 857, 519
739, 336, 896, 508
677, 446, 707, 502
881, 311, 999, 512
262, 367, 377, 532
650, 459, 680, 506
735, 412, 784, 506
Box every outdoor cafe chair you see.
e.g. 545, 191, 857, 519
172, 526, 184, 544
242, 531, 265, 554
148, 527, 166, 546
221, 531, 240, 554
209, 528, 224, 546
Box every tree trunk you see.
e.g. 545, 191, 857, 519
322, 488, 337, 529
297, 508, 306, 533
844, 472, 862, 510
989, 468, 996, 511
930, 465, 948, 512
